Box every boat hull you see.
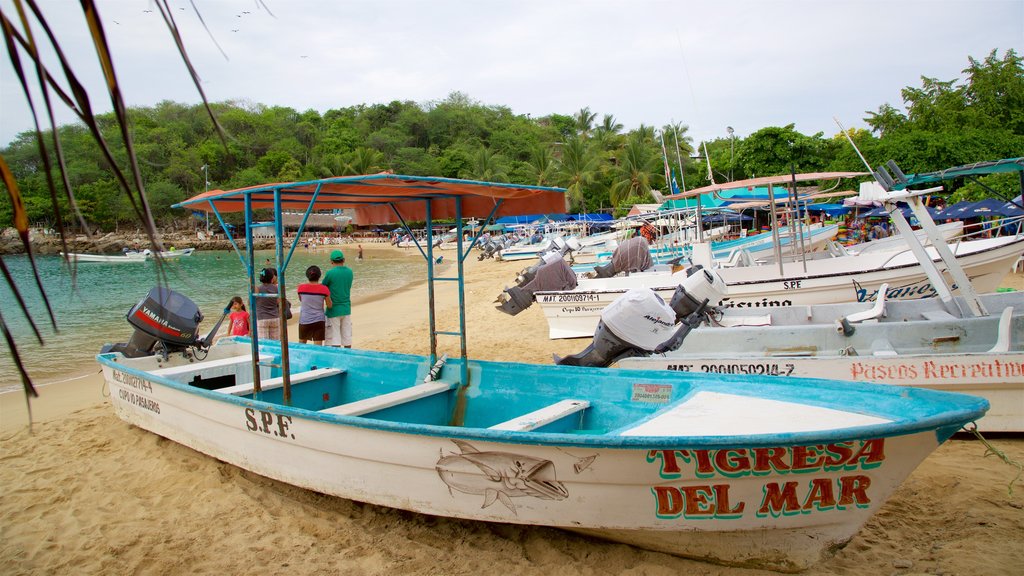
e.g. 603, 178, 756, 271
61, 251, 148, 263
97, 343, 984, 571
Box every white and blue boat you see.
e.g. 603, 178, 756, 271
96, 175, 987, 572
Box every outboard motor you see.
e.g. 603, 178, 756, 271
496, 253, 578, 315
591, 236, 654, 278
101, 287, 229, 359
555, 267, 727, 367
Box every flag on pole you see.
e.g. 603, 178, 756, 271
659, 132, 672, 191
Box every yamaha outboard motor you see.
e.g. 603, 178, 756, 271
592, 236, 654, 278
101, 287, 229, 359
496, 252, 578, 315
555, 267, 727, 367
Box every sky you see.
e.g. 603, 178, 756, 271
1, 0, 1022, 149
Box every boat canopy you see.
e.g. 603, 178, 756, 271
892, 158, 1024, 189
175, 173, 567, 224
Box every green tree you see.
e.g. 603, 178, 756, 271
464, 147, 508, 182
608, 135, 660, 207
557, 136, 602, 212
526, 144, 559, 187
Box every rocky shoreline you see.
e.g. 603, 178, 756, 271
0, 228, 277, 256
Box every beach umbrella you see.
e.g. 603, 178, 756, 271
955, 198, 1024, 218
934, 201, 977, 220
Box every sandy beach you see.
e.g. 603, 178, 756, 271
2, 244, 1022, 575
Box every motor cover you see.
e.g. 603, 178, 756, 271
601, 288, 678, 351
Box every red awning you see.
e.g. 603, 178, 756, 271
174, 173, 568, 225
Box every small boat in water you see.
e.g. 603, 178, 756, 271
96, 174, 989, 571
149, 247, 195, 259
61, 250, 148, 263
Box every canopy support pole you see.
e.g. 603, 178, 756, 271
767, 183, 784, 277
454, 198, 468, 370
460, 202, 503, 263
244, 193, 262, 395
425, 200, 437, 360
208, 202, 248, 270
273, 189, 292, 404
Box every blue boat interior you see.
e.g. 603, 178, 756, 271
128, 338, 987, 441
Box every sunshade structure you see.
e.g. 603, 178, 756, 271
174, 174, 567, 403
891, 158, 1024, 189
178, 173, 566, 224
936, 197, 1024, 219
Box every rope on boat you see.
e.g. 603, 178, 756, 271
965, 423, 1023, 497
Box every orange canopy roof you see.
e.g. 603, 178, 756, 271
174, 173, 567, 225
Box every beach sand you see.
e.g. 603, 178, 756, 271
2, 245, 1022, 575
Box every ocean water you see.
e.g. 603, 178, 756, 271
0, 249, 420, 391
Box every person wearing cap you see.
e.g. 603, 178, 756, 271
322, 249, 354, 348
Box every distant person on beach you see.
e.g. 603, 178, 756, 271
322, 249, 354, 348
255, 268, 288, 341
227, 296, 250, 337
297, 265, 332, 345
357, 244, 364, 261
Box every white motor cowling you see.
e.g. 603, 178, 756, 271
601, 289, 678, 351
555, 265, 727, 367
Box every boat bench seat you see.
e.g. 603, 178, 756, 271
215, 368, 345, 396
151, 354, 271, 378
318, 379, 460, 417
489, 399, 590, 432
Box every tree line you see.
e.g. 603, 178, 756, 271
2, 49, 1021, 232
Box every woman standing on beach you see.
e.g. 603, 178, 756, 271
255, 268, 287, 340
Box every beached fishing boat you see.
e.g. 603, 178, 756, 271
535, 234, 1024, 339
556, 158, 1024, 432
557, 276, 1022, 432
96, 174, 988, 571
61, 251, 148, 263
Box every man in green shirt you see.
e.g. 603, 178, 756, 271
323, 249, 354, 348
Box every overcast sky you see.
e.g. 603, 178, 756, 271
1, 0, 1022, 149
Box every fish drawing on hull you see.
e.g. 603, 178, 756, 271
436, 439, 568, 515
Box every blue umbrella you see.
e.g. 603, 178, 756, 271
956, 198, 1024, 218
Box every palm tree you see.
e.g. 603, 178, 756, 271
574, 107, 597, 137
631, 124, 657, 145
526, 144, 558, 186
608, 135, 661, 207
557, 136, 602, 212
593, 114, 624, 151
343, 147, 385, 175
465, 146, 508, 182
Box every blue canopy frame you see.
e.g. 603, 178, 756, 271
175, 175, 566, 406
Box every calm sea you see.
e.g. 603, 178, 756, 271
0, 249, 419, 391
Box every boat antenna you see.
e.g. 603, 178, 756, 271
834, 117, 873, 173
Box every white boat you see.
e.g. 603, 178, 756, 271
535, 234, 1024, 339
95, 174, 989, 571
574, 281, 1024, 433
497, 236, 555, 261
557, 158, 1024, 432
148, 247, 195, 259
61, 251, 148, 263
